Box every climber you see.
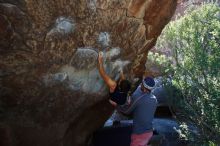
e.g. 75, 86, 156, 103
117, 76, 158, 146
97, 51, 131, 106
98, 51, 157, 146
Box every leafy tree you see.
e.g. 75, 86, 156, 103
156, 3, 220, 145
145, 51, 173, 75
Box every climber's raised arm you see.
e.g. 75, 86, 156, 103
97, 51, 117, 93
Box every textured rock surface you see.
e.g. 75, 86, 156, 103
0, 0, 177, 146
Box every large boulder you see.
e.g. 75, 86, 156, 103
0, 0, 177, 146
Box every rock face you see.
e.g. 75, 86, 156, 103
0, 0, 177, 146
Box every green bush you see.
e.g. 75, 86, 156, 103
156, 3, 220, 144
146, 51, 173, 75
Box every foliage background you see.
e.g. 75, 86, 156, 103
153, 3, 220, 145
